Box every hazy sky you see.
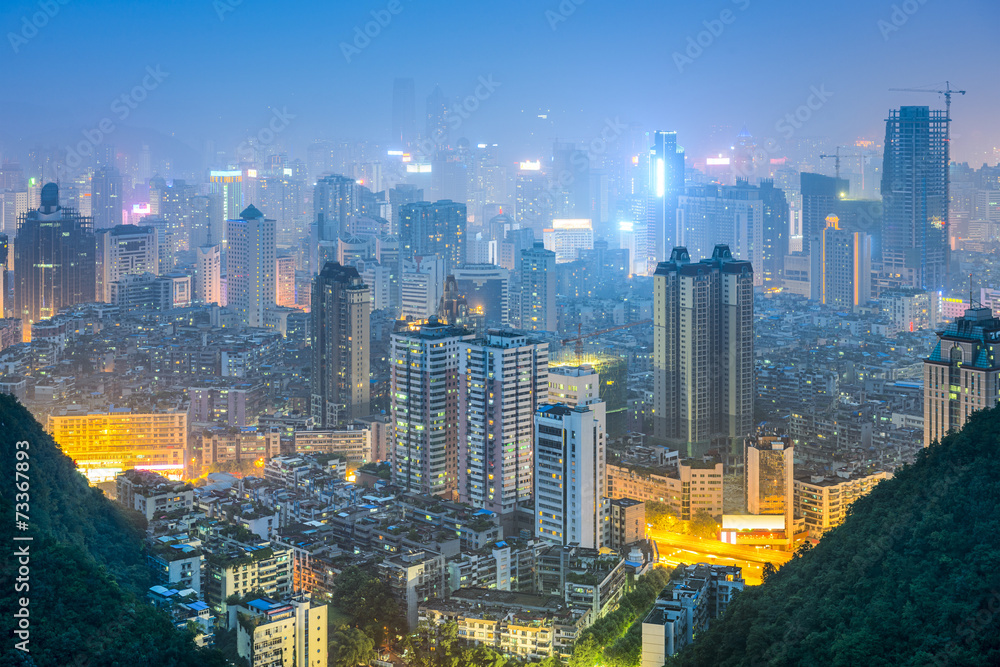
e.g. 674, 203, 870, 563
1, 0, 997, 169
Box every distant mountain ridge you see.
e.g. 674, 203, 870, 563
670, 405, 1000, 666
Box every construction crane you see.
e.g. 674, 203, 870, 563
888, 81, 966, 142
560, 319, 652, 364
818, 146, 865, 182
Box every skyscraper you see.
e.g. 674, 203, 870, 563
881, 106, 950, 290
96, 225, 159, 302
398, 200, 466, 274
275, 255, 297, 307
195, 244, 222, 305
758, 180, 789, 286
90, 165, 123, 229
310, 262, 371, 427
392, 77, 416, 147
676, 184, 763, 286
923, 306, 1000, 446
459, 330, 549, 514
425, 85, 449, 150
390, 320, 473, 497
313, 174, 362, 242
534, 399, 608, 549
226, 205, 276, 328
820, 214, 872, 310
515, 165, 550, 235
652, 245, 753, 458
14, 183, 96, 332
801, 172, 849, 301
647, 131, 685, 267
520, 242, 557, 333
209, 170, 244, 237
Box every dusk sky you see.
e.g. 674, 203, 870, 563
1, 0, 997, 170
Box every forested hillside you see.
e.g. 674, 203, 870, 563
0, 394, 225, 666
671, 405, 1000, 666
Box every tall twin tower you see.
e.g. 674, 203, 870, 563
652, 244, 754, 460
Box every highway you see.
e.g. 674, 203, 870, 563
649, 529, 794, 586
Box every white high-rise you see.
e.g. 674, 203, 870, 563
97, 225, 158, 302
196, 244, 222, 306
459, 330, 549, 514
534, 398, 608, 549
226, 205, 276, 327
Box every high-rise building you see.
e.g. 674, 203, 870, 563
676, 184, 764, 285
0, 233, 7, 318
390, 320, 473, 497
758, 180, 789, 285
534, 399, 608, 549
388, 184, 423, 235
520, 242, 557, 333
401, 255, 444, 319
276, 255, 297, 307
209, 170, 243, 235
652, 245, 753, 458
882, 106, 950, 291
648, 131, 685, 266
452, 264, 510, 327
745, 435, 794, 548
543, 218, 594, 263
226, 205, 276, 327
310, 262, 371, 427
14, 183, 96, 332
195, 244, 222, 305
801, 172, 849, 301
398, 200, 466, 274
425, 85, 450, 150
231, 595, 327, 667
459, 330, 549, 514
392, 77, 416, 147
515, 165, 550, 235
551, 141, 591, 219
90, 165, 123, 229
313, 174, 363, 242
923, 306, 1000, 446
820, 214, 871, 310
96, 225, 158, 302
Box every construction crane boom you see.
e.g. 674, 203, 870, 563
561, 319, 652, 364
888, 81, 965, 138
818, 146, 864, 181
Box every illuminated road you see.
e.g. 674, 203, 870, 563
649, 530, 794, 586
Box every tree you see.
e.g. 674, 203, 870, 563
329, 626, 375, 667
689, 509, 720, 539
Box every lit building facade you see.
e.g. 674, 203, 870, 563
310, 262, 371, 426
459, 330, 549, 514
227, 205, 276, 328
97, 224, 159, 302
652, 245, 754, 458
47, 409, 188, 483
923, 306, 1000, 446
390, 321, 473, 497
520, 242, 557, 333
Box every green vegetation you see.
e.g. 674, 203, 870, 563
0, 394, 226, 665
331, 565, 405, 647
646, 502, 720, 539
329, 625, 376, 667
403, 621, 516, 667
570, 566, 673, 667
670, 405, 1000, 666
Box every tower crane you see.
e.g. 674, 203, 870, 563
888, 81, 965, 143
560, 319, 652, 365
818, 146, 866, 183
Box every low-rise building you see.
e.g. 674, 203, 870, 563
794, 470, 890, 538
116, 469, 194, 521
641, 563, 745, 665
231, 594, 327, 667
606, 460, 724, 520
205, 544, 293, 614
